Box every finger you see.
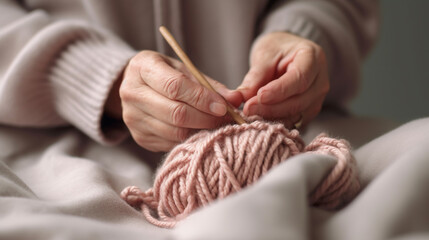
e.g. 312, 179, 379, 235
206, 78, 244, 108
243, 94, 307, 120
166, 56, 244, 109
136, 112, 192, 143
130, 130, 178, 152
140, 55, 227, 117
244, 69, 327, 119
236, 54, 280, 101
134, 84, 224, 129
122, 102, 182, 152
257, 47, 319, 104
245, 93, 325, 122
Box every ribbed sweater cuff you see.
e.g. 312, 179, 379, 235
259, 11, 332, 68
49, 33, 137, 145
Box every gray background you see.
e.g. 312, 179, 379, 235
350, 0, 429, 123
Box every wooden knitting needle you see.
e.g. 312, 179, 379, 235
159, 26, 246, 125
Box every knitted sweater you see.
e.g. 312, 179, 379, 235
0, 0, 379, 145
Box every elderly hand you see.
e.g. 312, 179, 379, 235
107, 50, 242, 152
237, 32, 330, 128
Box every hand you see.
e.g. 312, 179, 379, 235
107, 50, 242, 152
237, 32, 330, 128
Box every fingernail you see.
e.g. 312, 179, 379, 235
210, 102, 227, 116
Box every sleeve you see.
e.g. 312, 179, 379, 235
258, 0, 380, 106
0, 0, 137, 145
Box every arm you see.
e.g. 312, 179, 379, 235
0, 2, 242, 151
0, 1, 136, 144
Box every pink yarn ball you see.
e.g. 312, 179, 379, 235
121, 121, 359, 228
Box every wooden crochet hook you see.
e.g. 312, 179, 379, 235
159, 26, 246, 125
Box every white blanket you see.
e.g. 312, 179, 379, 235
1, 111, 428, 240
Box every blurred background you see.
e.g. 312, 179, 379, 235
350, 0, 429, 123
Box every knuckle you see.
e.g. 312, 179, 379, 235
171, 103, 188, 126
297, 44, 316, 57
137, 50, 157, 61
122, 110, 135, 127
127, 56, 141, 71
119, 84, 133, 101
299, 42, 325, 64
164, 73, 186, 100
129, 51, 155, 70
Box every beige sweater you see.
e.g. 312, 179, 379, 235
0, 0, 379, 145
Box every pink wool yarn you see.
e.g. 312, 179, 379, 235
121, 120, 360, 228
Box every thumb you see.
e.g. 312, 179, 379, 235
237, 60, 276, 101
